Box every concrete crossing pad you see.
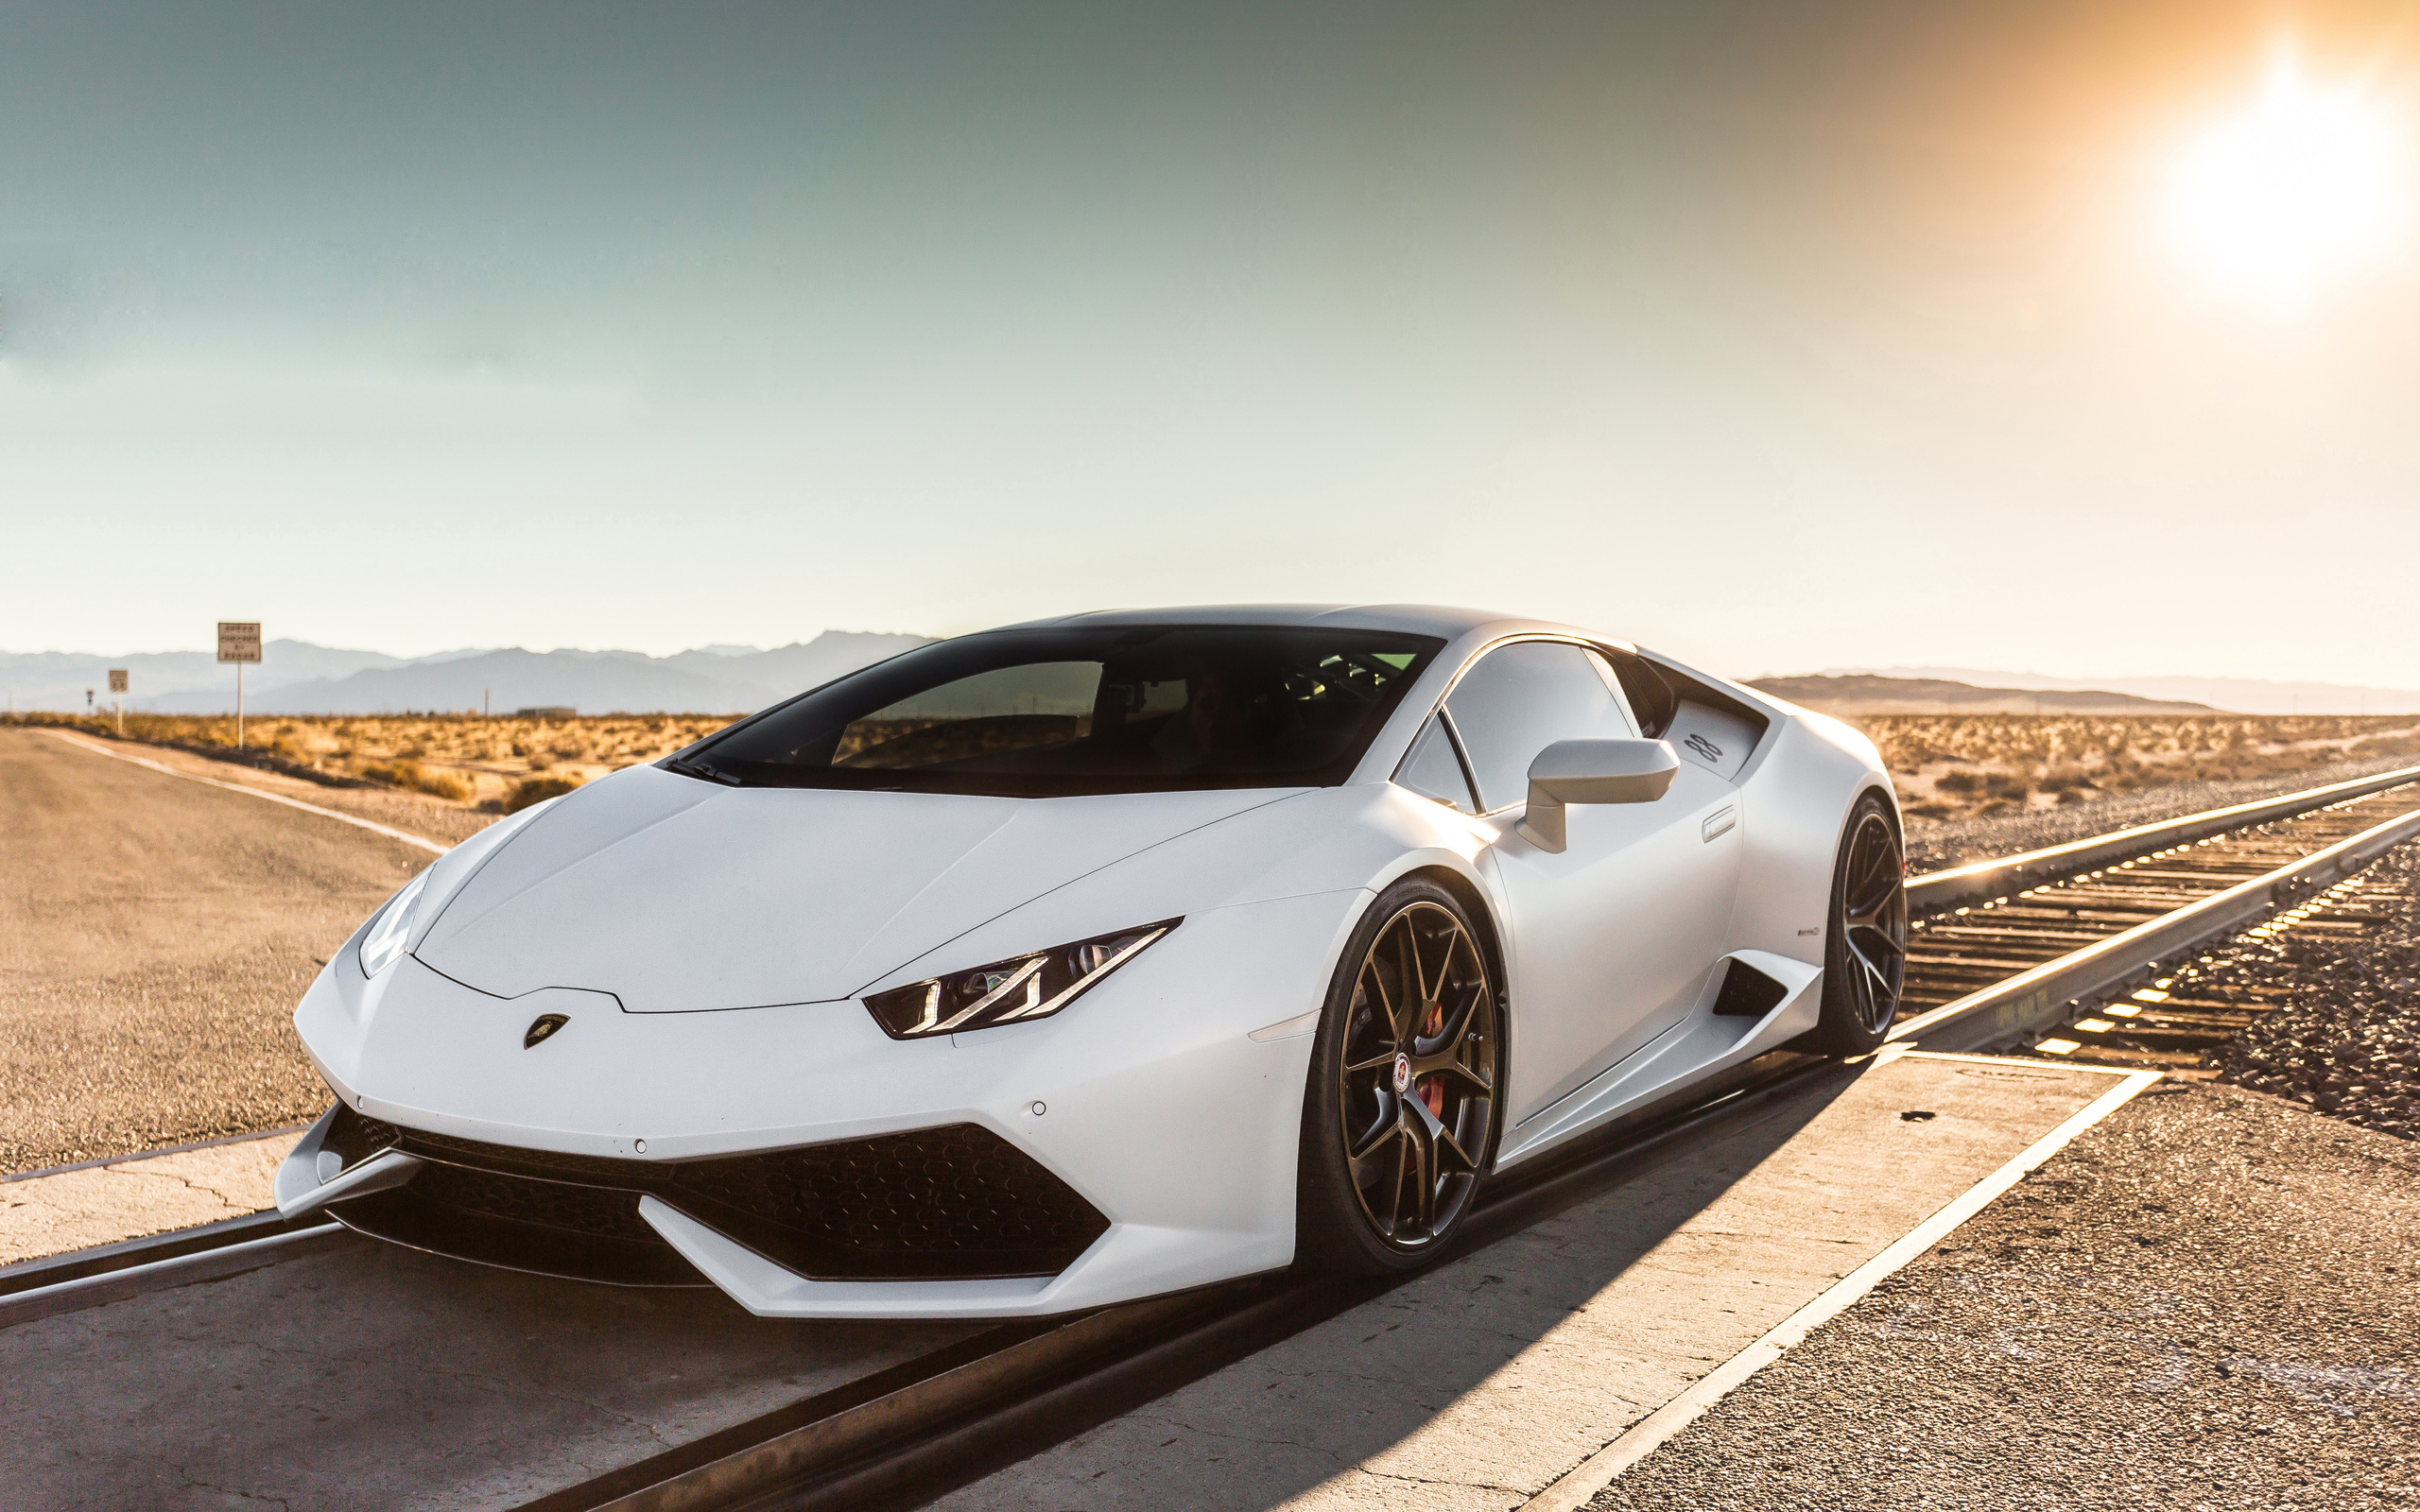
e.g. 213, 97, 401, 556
3, 1236, 980, 1509
935, 1052, 2135, 1512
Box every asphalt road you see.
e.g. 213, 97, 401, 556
1591, 1079, 2420, 1511
0, 728, 435, 1173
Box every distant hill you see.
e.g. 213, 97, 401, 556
2, 631, 932, 714
1811, 667, 2420, 716
1750, 675, 2214, 716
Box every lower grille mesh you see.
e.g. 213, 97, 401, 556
323, 1104, 1108, 1282
409, 1161, 660, 1245
673, 1126, 1109, 1257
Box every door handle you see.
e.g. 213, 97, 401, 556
1703, 806, 1737, 843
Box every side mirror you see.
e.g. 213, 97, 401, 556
1518, 738, 1680, 852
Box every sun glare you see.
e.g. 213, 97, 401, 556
2169, 54, 2408, 308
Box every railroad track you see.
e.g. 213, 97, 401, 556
1903, 784, 2418, 1013
9, 764, 2420, 1512
1893, 765, 2420, 1057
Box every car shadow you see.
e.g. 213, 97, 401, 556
953, 1055, 1889, 1510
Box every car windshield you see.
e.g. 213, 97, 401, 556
676, 625, 1444, 797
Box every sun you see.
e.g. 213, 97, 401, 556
2169, 54, 2407, 308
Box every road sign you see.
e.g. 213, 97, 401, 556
108, 669, 129, 694
218, 622, 261, 747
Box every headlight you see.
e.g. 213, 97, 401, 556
864, 919, 1180, 1040
357, 873, 429, 979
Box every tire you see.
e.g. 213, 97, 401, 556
1810, 790, 1909, 1057
1295, 877, 1503, 1275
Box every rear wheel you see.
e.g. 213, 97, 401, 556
1811, 792, 1908, 1056
1295, 879, 1502, 1275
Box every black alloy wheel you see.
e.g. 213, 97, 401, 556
1813, 792, 1909, 1055
1296, 880, 1501, 1274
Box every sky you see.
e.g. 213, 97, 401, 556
6, 1, 2419, 682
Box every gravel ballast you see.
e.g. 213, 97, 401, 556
1587, 1080, 2420, 1511
2181, 846, 2420, 1143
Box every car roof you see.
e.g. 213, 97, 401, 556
991, 603, 1622, 645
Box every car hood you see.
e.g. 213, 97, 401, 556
411, 765, 1295, 1012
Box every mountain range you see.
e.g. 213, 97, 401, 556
1804, 667, 2420, 716
1748, 675, 2213, 716
0, 633, 933, 715
12, 639, 2419, 720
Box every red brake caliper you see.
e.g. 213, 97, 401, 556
1418, 1001, 1445, 1118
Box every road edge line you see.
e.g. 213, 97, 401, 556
5, 1123, 309, 1184
1518, 1066, 2164, 1512
41, 730, 449, 856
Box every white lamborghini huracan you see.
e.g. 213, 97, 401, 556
276, 606, 1906, 1317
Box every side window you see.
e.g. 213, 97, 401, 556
1393, 713, 1478, 813
1583, 650, 1643, 733
1444, 642, 1636, 812
1599, 647, 1676, 739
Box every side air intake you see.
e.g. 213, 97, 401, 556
1711, 957, 1790, 1018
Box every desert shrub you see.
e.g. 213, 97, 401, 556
1934, 770, 1981, 796
504, 775, 583, 814
2347, 731, 2420, 761
359, 760, 473, 802
2039, 765, 2093, 794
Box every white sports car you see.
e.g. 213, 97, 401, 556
276, 606, 1906, 1317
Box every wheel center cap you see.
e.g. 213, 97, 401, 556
1392, 1054, 1412, 1096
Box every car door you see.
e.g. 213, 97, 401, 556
1443, 641, 1744, 1128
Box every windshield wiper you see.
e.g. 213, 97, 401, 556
664, 754, 741, 786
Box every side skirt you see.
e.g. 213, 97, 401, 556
1495, 950, 1825, 1170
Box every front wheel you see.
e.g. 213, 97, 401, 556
1295, 879, 1503, 1275
1810, 791, 1908, 1056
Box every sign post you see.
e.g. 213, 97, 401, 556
108, 669, 128, 736
217, 622, 261, 747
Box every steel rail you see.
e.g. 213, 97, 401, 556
1893, 801, 2420, 1053
0, 1215, 348, 1330
1905, 762, 2420, 914
1893, 785, 2420, 1020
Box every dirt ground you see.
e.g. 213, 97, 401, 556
1590, 1084, 2419, 1510
0, 728, 436, 1173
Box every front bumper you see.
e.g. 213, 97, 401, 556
280, 1099, 1110, 1293
285, 889, 1366, 1316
